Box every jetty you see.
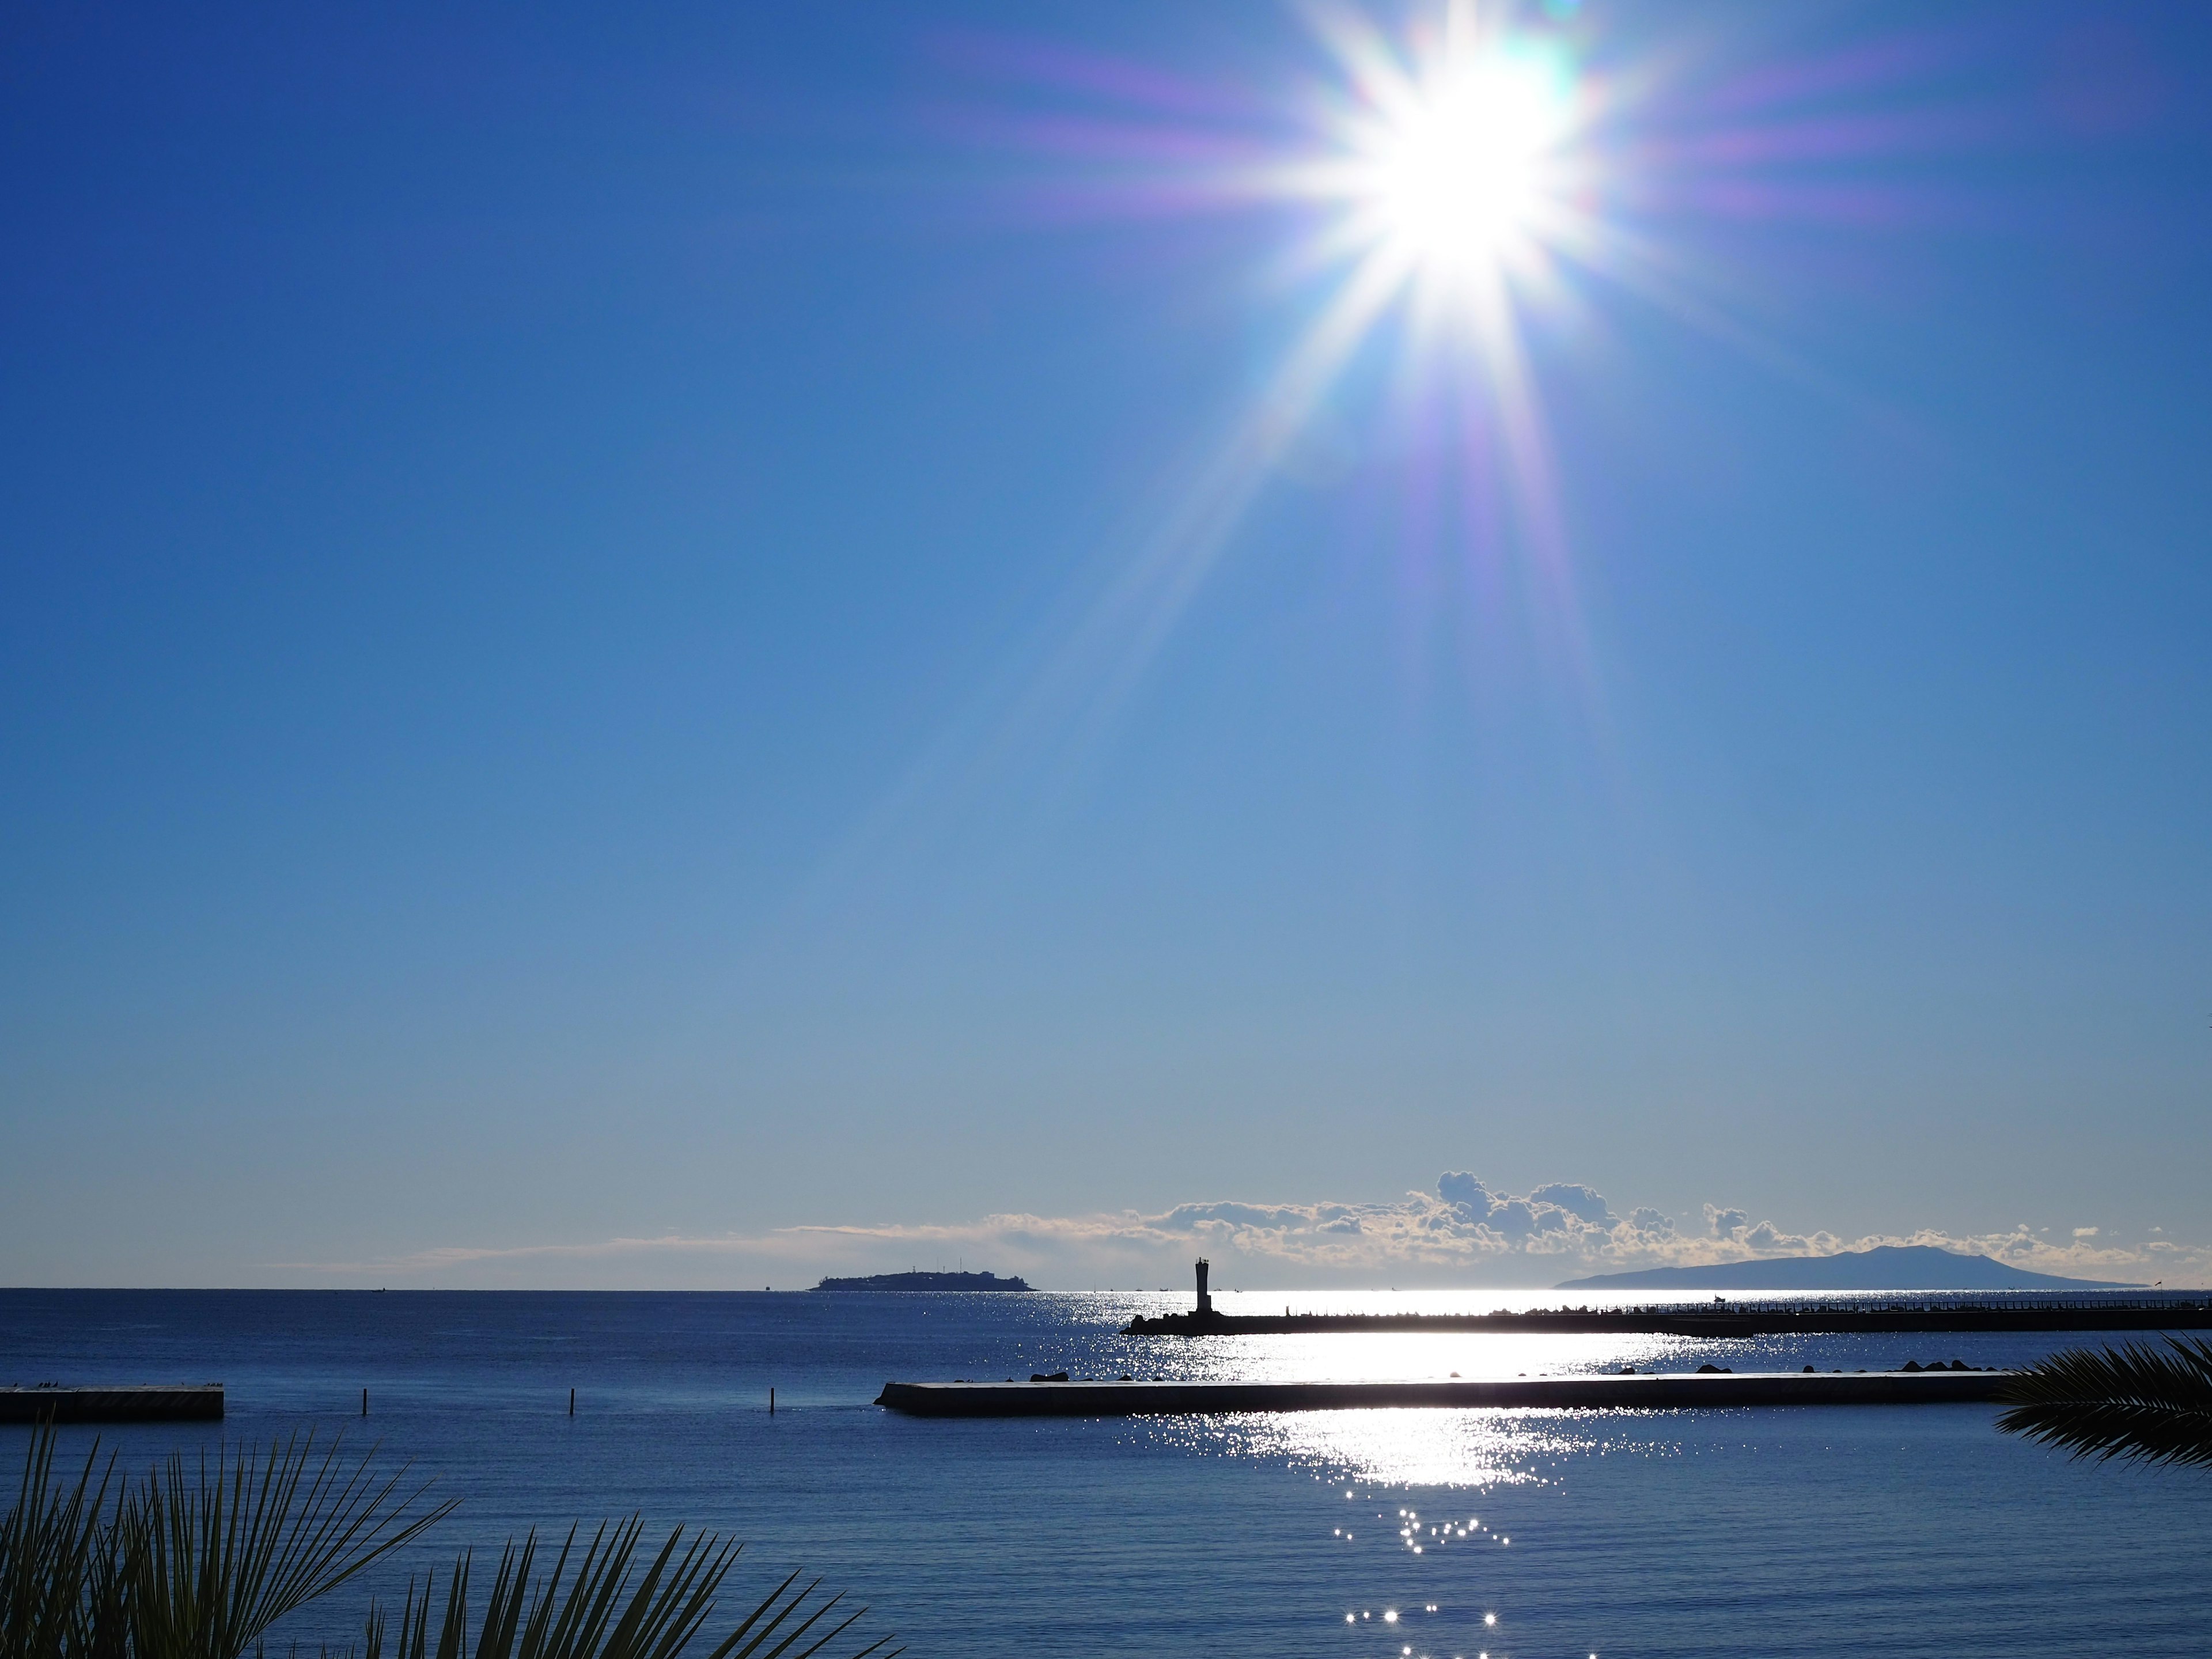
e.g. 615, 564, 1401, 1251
0, 1385, 224, 1423
1124, 1263, 2212, 1339
877, 1369, 2009, 1417
1124, 1301, 2212, 1338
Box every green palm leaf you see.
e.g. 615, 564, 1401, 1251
122, 1431, 453, 1659
1996, 1336, 2212, 1467
5, 1425, 893, 1659
0, 1424, 122, 1659
367, 1524, 899, 1659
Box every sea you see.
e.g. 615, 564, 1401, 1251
5, 1287, 2210, 1658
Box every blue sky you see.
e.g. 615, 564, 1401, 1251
3, 1, 2209, 1288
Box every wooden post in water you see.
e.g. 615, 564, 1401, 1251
569, 1387, 575, 1416
769, 1387, 775, 1415
361, 1388, 368, 1418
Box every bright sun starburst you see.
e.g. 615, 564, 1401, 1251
903, 1, 1616, 778
1294, 1, 1586, 335
1357, 47, 1574, 285
1211, 0, 1596, 616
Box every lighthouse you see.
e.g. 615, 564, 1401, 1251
1195, 1257, 1212, 1317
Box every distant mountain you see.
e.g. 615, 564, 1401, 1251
811, 1270, 1035, 1293
1557, 1244, 2141, 1292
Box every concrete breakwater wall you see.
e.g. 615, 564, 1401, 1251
877, 1370, 2009, 1418
1123, 1303, 2212, 1339
0, 1385, 225, 1423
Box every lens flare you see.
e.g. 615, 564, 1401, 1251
787, 4, 1995, 935
860, 2, 1612, 833
1286, 0, 1591, 360
1355, 47, 1575, 288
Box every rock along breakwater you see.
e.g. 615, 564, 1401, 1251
0, 1385, 225, 1422
876, 1370, 2011, 1417
1122, 1298, 2212, 1339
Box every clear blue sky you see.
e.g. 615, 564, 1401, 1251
4, 2, 2209, 1287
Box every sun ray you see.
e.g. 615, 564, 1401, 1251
889, 1, 1612, 828
796, 1, 1668, 910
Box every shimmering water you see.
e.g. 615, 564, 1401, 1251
5, 1289, 2209, 1657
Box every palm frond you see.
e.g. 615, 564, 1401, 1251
368, 1524, 898, 1659
1997, 1335, 2212, 1467
3, 1429, 893, 1659
0, 1421, 122, 1659
123, 1431, 455, 1659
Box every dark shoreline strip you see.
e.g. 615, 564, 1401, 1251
1123, 1304, 2212, 1338
0, 1386, 224, 1423
876, 1372, 2009, 1417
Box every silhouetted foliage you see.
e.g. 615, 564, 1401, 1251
1, 1424, 895, 1659
1997, 1336, 2212, 1468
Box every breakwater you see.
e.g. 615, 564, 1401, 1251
0, 1384, 224, 1422
877, 1369, 2009, 1417
1123, 1296, 2212, 1339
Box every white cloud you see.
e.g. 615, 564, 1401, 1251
283, 1173, 2212, 1289
1528, 1183, 1615, 1226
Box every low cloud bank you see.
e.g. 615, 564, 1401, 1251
298, 1174, 2210, 1289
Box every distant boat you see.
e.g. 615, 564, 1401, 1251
1556, 1244, 2143, 1293
810, 1270, 1035, 1293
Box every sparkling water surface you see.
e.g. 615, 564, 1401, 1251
5, 1289, 2208, 1657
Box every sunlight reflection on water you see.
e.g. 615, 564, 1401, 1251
1132, 1399, 1681, 1488
12, 1290, 2212, 1657
1171, 1330, 1695, 1382
1219, 1406, 1582, 1487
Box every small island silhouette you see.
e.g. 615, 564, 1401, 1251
811, 1270, 1035, 1292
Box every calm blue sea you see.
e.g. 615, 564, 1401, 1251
5, 1289, 2209, 1657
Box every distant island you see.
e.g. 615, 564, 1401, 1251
811, 1270, 1035, 1293
1557, 1244, 2141, 1292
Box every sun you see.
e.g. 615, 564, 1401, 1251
1269, 2, 1588, 342
1364, 51, 1573, 281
